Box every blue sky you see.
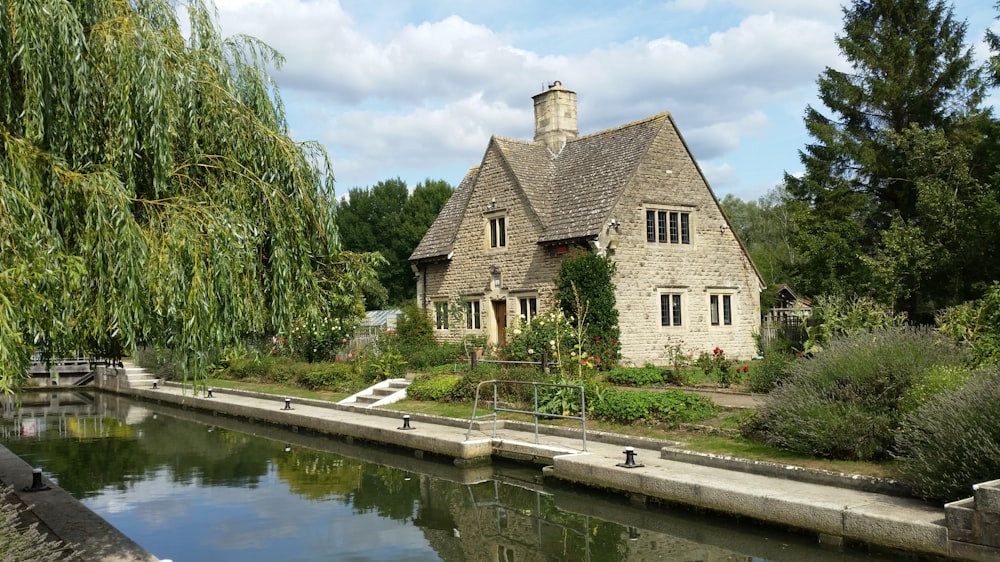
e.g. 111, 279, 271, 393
210, 0, 998, 202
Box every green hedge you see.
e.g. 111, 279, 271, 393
215, 356, 367, 393
591, 388, 717, 425
605, 366, 666, 387
407, 375, 461, 401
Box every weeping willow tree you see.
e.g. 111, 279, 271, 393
0, 0, 383, 393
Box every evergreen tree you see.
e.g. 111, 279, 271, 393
0, 0, 381, 390
786, 0, 988, 318
338, 178, 452, 307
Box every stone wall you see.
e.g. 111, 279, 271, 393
608, 119, 761, 363
419, 141, 562, 347
946, 479, 1000, 560
417, 119, 761, 363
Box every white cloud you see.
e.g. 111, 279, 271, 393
201, 0, 990, 199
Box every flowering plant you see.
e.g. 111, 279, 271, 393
696, 347, 736, 387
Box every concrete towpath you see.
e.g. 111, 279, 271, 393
100, 372, 987, 562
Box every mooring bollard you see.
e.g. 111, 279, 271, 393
282, 397, 292, 410
24, 468, 49, 492
207, 387, 214, 398
398, 414, 415, 430
616, 446, 643, 468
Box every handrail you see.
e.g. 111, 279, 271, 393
465, 379, 587, 452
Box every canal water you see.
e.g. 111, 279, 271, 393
0, 391, 917, 561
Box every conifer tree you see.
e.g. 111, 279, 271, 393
786, 0, 987, 317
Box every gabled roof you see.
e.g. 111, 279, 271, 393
409, 166, 478, 262
409, 113, 668, 262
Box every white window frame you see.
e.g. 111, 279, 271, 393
646, 208, 691, 245
434, 301, 449, 330
465, 300, 481, 330
659, 292, 683, 327
488, 215, 506, 248
710, 293, 733, 327
519, 297, 538, 323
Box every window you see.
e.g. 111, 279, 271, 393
710, 294, 732, 326
519, 297, 537, 323
646, 209, 690, 244
660, 293, 682, 326
489, 216, 506, 248
466, 300, 481, 329
434, 302, 449, 330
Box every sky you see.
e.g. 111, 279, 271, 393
206, 0, 999, 202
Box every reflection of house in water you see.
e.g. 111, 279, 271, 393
0, 392, 151, 440
417, 475, 752, 561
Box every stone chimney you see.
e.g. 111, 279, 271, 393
532, 81, 577, 153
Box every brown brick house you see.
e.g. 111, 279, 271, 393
409, 82, 764, 364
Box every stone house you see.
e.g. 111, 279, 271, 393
409, 82, 764, 363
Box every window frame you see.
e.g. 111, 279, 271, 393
710, 293, 734, 327
488, 215, 506, 248
519, 297, 538, 323
434, 301, 449, 330
465, 300, 481, 330
659, 292, 683, 327
645, 207, 691, 245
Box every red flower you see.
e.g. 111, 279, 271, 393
335, 357, 341, 362
595, 357, 601, 363
594, 336, 600, 341
458, 356, 464, 361
743, 365, 749, 373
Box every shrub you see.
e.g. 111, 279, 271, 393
221, 356, 289, 383
605, 366, 665, 387
555, 250, 621, 368
803, 294, 907, 354
406, 375, 461, 401
451, 367, 548, 403
740, 327, 967, 461
895, 368, 1000, 503
287, 315, 355, 363
747, 352, 794, 393
299, 362, 364, 392
590, 388, 718, 425
505, 309, 575, 369
695, 347, 735, 387
395, 300, 436, 351
937, 283, 1000, 367
405, 341, 464, 370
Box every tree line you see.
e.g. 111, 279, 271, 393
722, 0, 1000, 323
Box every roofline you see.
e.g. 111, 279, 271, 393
665, 113, 767, 288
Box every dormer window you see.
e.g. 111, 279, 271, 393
646, 209, 690, 244
488, 215, 506, 248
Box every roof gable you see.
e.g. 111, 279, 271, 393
408, 167, 478, 262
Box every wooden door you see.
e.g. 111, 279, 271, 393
492, 300, 507, 345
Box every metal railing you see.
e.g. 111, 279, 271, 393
465, 379, 587, 451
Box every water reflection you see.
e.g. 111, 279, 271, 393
0, 391, 907, 561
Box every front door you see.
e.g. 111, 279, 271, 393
492, 300, 507, 345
